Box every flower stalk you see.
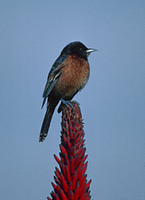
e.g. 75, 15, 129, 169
48, 101, 91, 200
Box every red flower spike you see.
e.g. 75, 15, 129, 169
71, 171, 78, 191
54, 154, 60, 164
79, 155, 88, 166
59, 188, 67, 200
55, 195, 60, 200
55, 167, 61, 180
60, 144, 68, 157
86, 180, 92, 189
65, 165, 71, 183
79, 174, 87, 188
70, 157, 75, 174
59, 173, 68, 193
48, 101, 91, 200
74, 182, 80, 199
70, 190, 74, 200
59, 162, 66, 177
51, 182, 57, 191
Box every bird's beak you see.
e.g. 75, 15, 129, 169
86, 48, 98, 56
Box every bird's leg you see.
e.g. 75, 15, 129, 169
57, 98, 73, 113
60, 98, 73, 108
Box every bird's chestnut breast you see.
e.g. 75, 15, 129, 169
53, 54, 90, 99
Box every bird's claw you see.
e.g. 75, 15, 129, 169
60, 98, 73, 108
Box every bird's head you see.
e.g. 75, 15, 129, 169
61, 41, 97, 60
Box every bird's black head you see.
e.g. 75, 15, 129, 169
61, 41, 96, 60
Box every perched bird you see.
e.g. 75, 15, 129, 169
39, 41, 96, 142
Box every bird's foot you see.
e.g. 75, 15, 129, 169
58, 99, 73, 113
60, 98, 73, 108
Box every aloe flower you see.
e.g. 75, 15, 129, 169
48, 101, 91, 200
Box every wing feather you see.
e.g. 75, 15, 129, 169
41, 65, 64, 108
41, 53, 68, 108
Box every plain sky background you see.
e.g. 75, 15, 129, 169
0, 1, 145, 200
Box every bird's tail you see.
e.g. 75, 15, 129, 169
39, 99, 59, 142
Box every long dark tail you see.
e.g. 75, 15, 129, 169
39, 99, 59, 142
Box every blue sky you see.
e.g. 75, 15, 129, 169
0, 1, 145, 199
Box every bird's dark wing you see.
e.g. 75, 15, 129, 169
41, 65, 64, 108
41, 54, 67, 108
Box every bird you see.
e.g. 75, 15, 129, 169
39, 41, 96, 142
